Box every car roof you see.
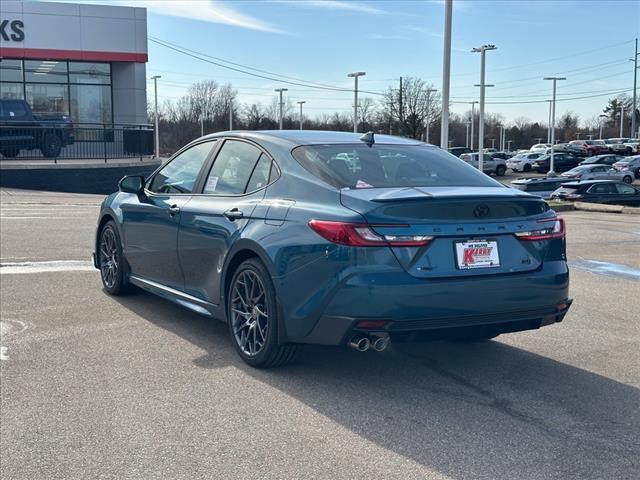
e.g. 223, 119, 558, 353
200, 130, 425, 147
511, 177, 567, 184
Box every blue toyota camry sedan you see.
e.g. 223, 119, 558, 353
93, 131, 571, 367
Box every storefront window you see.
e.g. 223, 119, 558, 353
69, 62, 111, 85
25, 84, 70, 117
70, 84, 112, 123
24, 60, 69, 84
0, 59, 23, 82
0, 83, 24, 100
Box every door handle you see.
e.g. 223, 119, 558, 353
223, 208, 244, 221
168, 204, 181, 216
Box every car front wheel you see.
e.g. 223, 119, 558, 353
227, 258, 297, 368
623, 175, 633, 184
495, 165, 506, 176
98, 221, 131, 295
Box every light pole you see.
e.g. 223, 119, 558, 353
440, 0, 453, 149
620, 103, 625, 137
274, 88, 288, 130
347, 71, 366, 133
469, 101, 478, 150
543, 76, 566, 175
507, 140, 512, 152
297, 100, 306, 130
599, 114, 607, 139
151, 75, 161, 158
472, 44, 497, 173
630, 38, 638, 138
200, 116, 204, 137
465, 121, 470, 148
229, 98, 233, 130
546, 100, 552, 144
424, 88, 437, 143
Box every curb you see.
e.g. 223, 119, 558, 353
549, 203, 575, 212
573, 202, 640, 215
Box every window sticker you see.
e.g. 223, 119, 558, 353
355, 179, 373, 188
206, 176, 219, 192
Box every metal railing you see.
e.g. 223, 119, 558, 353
0, 122, 155, 163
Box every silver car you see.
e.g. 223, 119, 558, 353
459, 152, 507, 176
612, 155, 640, 179
560, 164, 634, 184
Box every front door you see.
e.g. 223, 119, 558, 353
121, 140, 217, 289
178, 139, 277, 304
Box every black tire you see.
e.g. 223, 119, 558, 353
523, 163, 532, 172
634, 167, 640, 179
41, 133, 62, 158
1, 148, 19, 158
227, 258, 297, 368
495, 165, 506, 176
98, 221, 131, 296
623, 175, 633, 184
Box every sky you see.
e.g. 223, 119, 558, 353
51, 0, 640, 125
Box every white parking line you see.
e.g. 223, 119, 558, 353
0, 260, 95, 274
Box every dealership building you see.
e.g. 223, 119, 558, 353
0, 0, 148, 125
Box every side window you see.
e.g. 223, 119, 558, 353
588, 184, 615, 194
245, 154, 273, 193
204, 140, 262, 195
2, 101, 27, 118
616, 184, 636, 195
148, 141, 215, 194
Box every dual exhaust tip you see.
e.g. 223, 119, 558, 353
348, 335, 389, 352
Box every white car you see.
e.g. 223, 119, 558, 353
530, 143, 551, 154
506, 152, 544, 172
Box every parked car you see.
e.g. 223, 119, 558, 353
568, 140, 609, 156
530, 143, 551, 154
94, 130, 572, 367
560, 164, 634, 183
490, 151, 513, 160
551, 180, 640, 206
531, 153, 582, 173
612, 155, 640, 179
448, 146, 473, 157
0, 99, 74, 158
510, 177, 570, 199
506, 152, 544, 172
459, 152, 507, 176
607, 138, 630, 155
579, 154, 623, 166
622, 140, 640, 155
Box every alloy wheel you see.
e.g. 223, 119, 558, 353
99, 227, 119, 288
230, 270, 269, 356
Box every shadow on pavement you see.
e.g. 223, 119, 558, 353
115, 290, 640, 480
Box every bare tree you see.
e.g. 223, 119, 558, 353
381, 77, 441, 139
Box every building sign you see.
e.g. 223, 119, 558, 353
0, 19, 24, 42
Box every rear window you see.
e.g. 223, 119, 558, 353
292, 144, 499, 189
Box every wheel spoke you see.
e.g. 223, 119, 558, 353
230, 268, 270, 357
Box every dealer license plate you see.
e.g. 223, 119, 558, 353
455, 240, 500, 269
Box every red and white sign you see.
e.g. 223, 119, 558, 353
455, 240, 500, 269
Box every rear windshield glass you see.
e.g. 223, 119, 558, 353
292, 144, 500, 189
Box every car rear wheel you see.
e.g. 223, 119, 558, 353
623, 175, 633, 184
495, 165, 506, 176
41, 133, 62, 158
227, 258, 297, 368
635, 167, 640, 179
523, 163, 531, 172
98, 221, 131, 295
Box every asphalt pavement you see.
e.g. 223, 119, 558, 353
1, 187, 639, 480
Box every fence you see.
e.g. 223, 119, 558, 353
0, 123, 154, 163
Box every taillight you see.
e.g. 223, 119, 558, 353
308, 220, 433, 247
515, 218, 565, 241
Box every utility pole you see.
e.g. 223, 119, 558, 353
620, 103, 625, 137
546, 100, 552, 144
425, 87, 437, 143
469, 101, 478, 150
440, 0, 453, 149
347, 71, 366, 133
472, 44, 497, 173
274, 88, 287, 130
297, 101, 306, 130
151, 75, 161, 158
631, 38, 638, 138
543, 76, 566, 175
399, 76, 403, 135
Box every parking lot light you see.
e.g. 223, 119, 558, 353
297, 101, 306, 130
543, 76, 566, 175
472, 44, 497, 173
469, 101, 478, 150
151, 75, 161, 158
347, 72, 366, 133
274, 88, 288, 130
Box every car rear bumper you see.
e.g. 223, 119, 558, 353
292, 260, 571, 345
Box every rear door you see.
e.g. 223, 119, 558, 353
177, 139, 277, 304
121, 140, 217, 289
613, 183, 640, 206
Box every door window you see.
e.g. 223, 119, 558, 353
615, 184, 637, 195
587, 183, 616, 194
245, 154, 273, 192
203, 140, 263, 195
148, 141, 215, 194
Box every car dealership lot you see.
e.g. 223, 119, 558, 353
1, 188, 638, 480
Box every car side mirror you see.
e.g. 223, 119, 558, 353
119, 175, 145, 196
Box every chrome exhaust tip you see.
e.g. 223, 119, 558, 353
348, 336, 371, 352
372, 336, 389, 352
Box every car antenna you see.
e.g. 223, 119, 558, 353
359, 131, 375, 147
